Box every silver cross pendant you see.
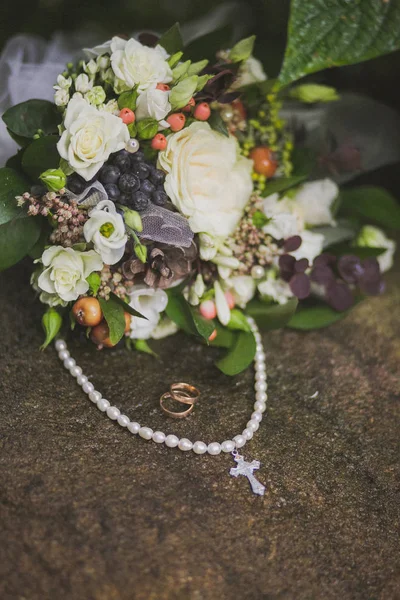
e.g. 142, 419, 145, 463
229, 452, 266, 496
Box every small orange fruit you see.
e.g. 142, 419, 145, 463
249, 146, 278, 178
72, 297, 103, 327
90, 321, 115, 348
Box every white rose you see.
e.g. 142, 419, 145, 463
75, 73, 93, 94
355, 225, 396, 273
57, 97, 129, 180
291, 230, 325, 264
158, 121, 253, 241
258, 277, 293, 305
54, 89, 69, 107
37, 246, 102, 303
262, 193, 301, 240
128, 285, 168, 339
83, 200, 128, 265
110, 36, 172, 93
228, 275, 256, 308
232, 56, 267, 89
135, 84, 171, 125
294, 179, 338, 226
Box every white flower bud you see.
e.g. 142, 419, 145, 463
54, 89, 69, 106
193, 274, 205, 298
75, 73, 93, 94
97, 55, 110, 70
56, 74, 72, 89
84, 59, 98, 75
214, 281, 231, 326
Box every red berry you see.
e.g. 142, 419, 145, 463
199, 300, 217, 320
182, 97, 195, 112
151, 133, 167, 151
156, 83, 170, 91
225, 291, 235, 310
119, 108, 136, 124
72, 297, 103, 327
249, 146, 278, 178
166, 113, 186, 132
194, 102, 211, 121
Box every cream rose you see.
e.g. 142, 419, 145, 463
294, 179, 338, 226
135, 84, 171, 126
128, 285, 168, 340
83, 200, 128, 265
57, 97, 129, 180
37, 246, 102, 303
158, 122, 253, 241
110, 36, 172, 93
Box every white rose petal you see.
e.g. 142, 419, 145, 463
262, 193, 301, 240
128, 285, 168, 340
135, 84, 171, 123
57, 97, 129, 180
83, 200, 128, 265
158, 122, 253, 241
291, 230, 325, 264
294, 179, 338, 227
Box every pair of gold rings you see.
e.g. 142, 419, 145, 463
160, 383, 200, 418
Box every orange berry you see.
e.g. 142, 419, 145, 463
225, 291, 235, 310
166, 113, 186, 132
208, 329, 217, 342
232, 99, 246, 121
199, 300, 217, 320
249, 146, 278, 178
182, 97, 195, 112
72, 297, 103, 327
156, 83, 170, 91
90, 321, 115, 348
194, 102, 211, 121
124, 312, 131, 334
119, 108, 136, 124
151, 133, 167, 151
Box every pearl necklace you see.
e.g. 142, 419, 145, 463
55, 316, 268, 494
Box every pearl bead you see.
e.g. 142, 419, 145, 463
128, 422, 140, 434
234, 435, 246, 448
117, 414, 130, 427
55, 339, 66, 351
255, 351, 265, 362
97, 399, 110, 412
207, 442, 221, 455
139, 427, 153, 440
125, 138, 140, 153
256, 343, 263, 353
221, 440, 235, 453
82, 382, 94, 395
63, 357, 76, 370
152, 431, 166, 444
255, 390, 267, 402
247, 420, 259, 432
255, 371, 266, 382
107, 406, 120, 420
254, 400, 267, 412
77, 374, 88, 386
255, 381, 267, 393
178, 438, 193, 451
70, 366, 82, 378
193, 441, 207, 454
251, 411, 263, 422
251, 265, 265, 279
58, 350, 70, 361
242, 428, 254, 440
89, 391, 102, 403
165, 434, 179, 448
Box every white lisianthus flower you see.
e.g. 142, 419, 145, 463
85, 86, 106, 106
103, 99, 120, 115
135, 84, 171, 126
75, 73, 93, 94
110, 36, 172, 93
232, 56, 267, 89
56, 74, 72, 89
151, 318, 179, 339
128, 285, 168, 340
158, 122, 253, 242
291, 230, 325, 264
57, 97, 129, 180
54, 89, 69, 107
355, 225, 396, 273
258, 277, 293, 305
37, 247, 102, 303
262, 193, 300, 239
294, 179, 338, 226
83, 200, 128, 265
228, 275, 256, 308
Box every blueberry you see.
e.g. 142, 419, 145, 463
30, 184, 47, 197
67, 173, 86, 195
131, 162, 151, 180
104, 183, 121, 200
129, 150, 145, 164
113, 152, 131, 173
99, 165, 121, 185
151, 190, 168, 206
140, 179, 155, 195
118, 193, 131, 206
131, 191, 150, 211
150, 168, 166, 186
118, 173, 140, 193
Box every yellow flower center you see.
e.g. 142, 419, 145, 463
99, 222, 115, 238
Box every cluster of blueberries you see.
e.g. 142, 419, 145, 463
67, 149, 168, 212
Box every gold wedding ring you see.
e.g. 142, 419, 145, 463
160, 383, 201, 418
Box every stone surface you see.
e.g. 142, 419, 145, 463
0, 259, 399, 600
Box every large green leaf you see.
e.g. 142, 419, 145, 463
288, 304, 351, 330
215, 331, 256, 376
3, 99, 61, 138
339, 186, 400, 230
98, 296, 126, 346
247, 297, 298, 330
109, 292, 147, 319
166, 291, 215, 342
158, 23, 183, 55
21, 135, 60, 181
0, 216, 42, 271
0, 167, 30, 225
261, 174, 307, 197
279, 0, 400, 87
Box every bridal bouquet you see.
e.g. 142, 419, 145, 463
1, 13, 399, 375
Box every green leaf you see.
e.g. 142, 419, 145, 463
172, 60, 191, 83
158, 23, 183, 55
209, 324, 235, 348
3, 99, 61, 138
288, 304, 351, 330
312, 222, 356, 248
6, 128, 31, 148
226, 309, 252, 332
229, 35, 256, 63
5, 148, 25, 171
136, 118, 158, 140
187, 59, 208, 76
109, 292, 147, 319
247, 297, 298, 330
98, 296, 126, 346
252, 210, 270, 228
279, 0, 400, 87
29, 226, 49, 259
326, 243, 386, 259
86, 272, 101, 296
0, 216, 42, 271
208, 111, 229, 137
289, 84, 339, 103
216, 331, 256, 376
261, 174, 307, 197
41, 307, 63, 350
339, 186, 400, 230
22, 135, 60, 181
0, 167, 30, 225
169, 76, 198, 111
166, 292, 214, 342
135, 339, 158, 358
168, 51, 184, 68
118, 89, 138, 111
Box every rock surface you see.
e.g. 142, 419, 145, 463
0, 259, 399, 600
